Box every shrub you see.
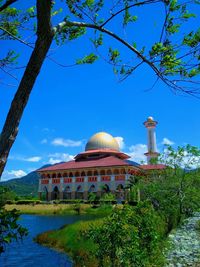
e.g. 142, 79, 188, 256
85, 201, 165, 266
5, 200, 15, 204
15, 200, 41, 205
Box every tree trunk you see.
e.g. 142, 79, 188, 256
0, 0, 54, 177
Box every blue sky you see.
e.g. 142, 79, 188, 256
1, 0, 200, 180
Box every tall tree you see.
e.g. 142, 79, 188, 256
0, 0, 200, 177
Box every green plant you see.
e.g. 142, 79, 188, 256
0, 186, 28, 254
86, 201, 165, 266
72, 200, 82, 215
142, 145, 200, 232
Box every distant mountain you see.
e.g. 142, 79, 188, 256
0, 164, 52, 197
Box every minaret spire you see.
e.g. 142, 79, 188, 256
143, 116, 159, 164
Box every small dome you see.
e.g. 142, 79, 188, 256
85, 132, 119, 151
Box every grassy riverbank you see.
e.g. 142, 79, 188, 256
36, 218, 101, 267
5, 203, 113, 216
36, 203, 167, 267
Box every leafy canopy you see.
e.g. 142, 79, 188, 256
1, 0, 200, 95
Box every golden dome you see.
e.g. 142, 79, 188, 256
85, 132, 120, 151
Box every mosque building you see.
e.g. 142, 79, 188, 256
37, 117, 164, 201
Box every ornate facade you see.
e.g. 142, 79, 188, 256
37, 117, 163, 201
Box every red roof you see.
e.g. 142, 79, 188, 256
38, 156, 134, 172
140, 164, 166, 170
75, 149, 130, 160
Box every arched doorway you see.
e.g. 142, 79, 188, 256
116, 184, 124, 202
88, 184, 96, 193
76, 185, 83, 199
41, 186, 48, 201
52, 186, 59, 200
102, 184, 110, 193
63, 186, 71, 199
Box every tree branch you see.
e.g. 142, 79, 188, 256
0, 0, 18, 12
101, 0, 161, 27
54, 20, 167, 86
0, 26, 34, 48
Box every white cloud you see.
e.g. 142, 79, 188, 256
47, 153, 74, 165
41, 138, 47, 144
127, 144, 147, 164
9, 155, 42, 162
1, 170, 27, 181
114, 136, 125, 150
162, 138, 175, 146
51, 138, 82, 147
25, 156, 41, 162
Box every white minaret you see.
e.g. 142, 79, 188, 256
143, 116, 159, 164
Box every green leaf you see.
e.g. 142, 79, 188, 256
108, 48, 120, 63
182, 12, 196, 19
76, 53, 98, 64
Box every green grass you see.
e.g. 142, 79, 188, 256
5, 203, 113, 215
36, 218, 103, 267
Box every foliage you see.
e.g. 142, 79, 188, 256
0, 207, 28, 253
0, 186, 27, 254
125, 175, 141, 202
86, 201, 165, 267
196, 220, 200, 231
141, 145, 200, 232
100, 192, 116, 202
72, 200, 82, 214
1, 170, 40, 197
88, 192, 98, 204
1, 0, 200, 94
0, 186, 16, 205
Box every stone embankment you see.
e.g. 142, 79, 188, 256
165, 212, 200, 267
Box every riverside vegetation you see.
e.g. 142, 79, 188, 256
2, 145, 200, 266
36, 145, 200, 266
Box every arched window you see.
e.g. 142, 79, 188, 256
63, 173, 68, 177
81, 171, 86, 176
52, 173, 56, 178
75, 171, 80, 177
116, 184, 124, 191
88, 184, 96, 192
94, 170, 98, 176
69, 172, 73, 177
106, 169, 112, 175
102, 184, 110, 193
100, 170, 105, 175
57, 173, 61, 178
113, 169, 119, 175
120, 169, 126, 174
76, 185, 83, 192
65, 186, 71, 192
87, 170, 92, 176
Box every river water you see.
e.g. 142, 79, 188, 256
0, 214, 93, 267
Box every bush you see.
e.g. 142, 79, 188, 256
99, 200, 117, 205
15, 200, 41, 205
5, 200, 15, 204
57, 199, 85, 204
85, 201, 166, 266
